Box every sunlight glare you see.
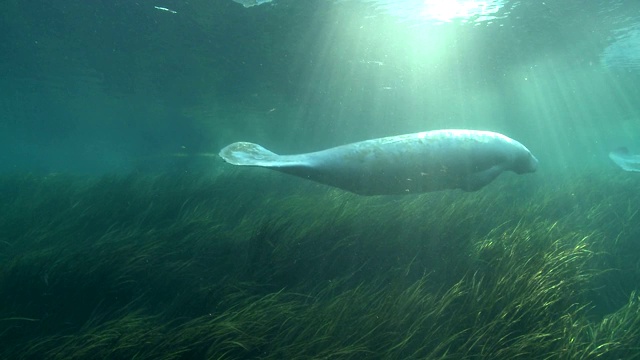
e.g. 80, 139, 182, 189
419, 0, 501, 23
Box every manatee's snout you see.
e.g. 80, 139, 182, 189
528, 154, 539, 172
513, 151, 538, 174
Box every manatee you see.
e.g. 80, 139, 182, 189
218, 129, 538, 195
609, 147, 640, 172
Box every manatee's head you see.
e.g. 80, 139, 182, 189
512, 147, 538, 174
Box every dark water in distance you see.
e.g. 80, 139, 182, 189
1, 0, 639, 176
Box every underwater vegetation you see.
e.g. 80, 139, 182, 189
1, 168, 640, 359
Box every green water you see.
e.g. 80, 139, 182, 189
2, 0, 640, 358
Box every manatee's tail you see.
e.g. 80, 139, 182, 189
219, 142, 307, 168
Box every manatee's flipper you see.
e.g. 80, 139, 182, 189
460, 165, 504, 191
609, 147, 640, 172
219, 142, 307, 168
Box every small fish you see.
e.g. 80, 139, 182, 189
154, 6, 177, 14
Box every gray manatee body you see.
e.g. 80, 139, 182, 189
218, 129, 538, 195
609, 147, 640, 172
